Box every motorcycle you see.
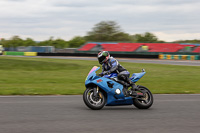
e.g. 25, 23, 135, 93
83, 66, 153, 110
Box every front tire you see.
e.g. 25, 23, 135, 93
83, 88, 106, 110
133, 86, 153, 109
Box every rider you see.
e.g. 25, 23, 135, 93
97, 51, 136, 96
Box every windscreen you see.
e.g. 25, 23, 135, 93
87, 66, 99, 76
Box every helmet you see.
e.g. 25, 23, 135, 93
97, 51, 110, 64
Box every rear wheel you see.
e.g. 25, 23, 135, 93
133, 86, 153, 109
83, 88, 106, 110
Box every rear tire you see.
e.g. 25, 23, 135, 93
83, 88, 106, 110
133, 86, 153, 109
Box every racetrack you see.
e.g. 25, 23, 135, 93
32, 56, 200, 66
3, 55, 200, 66
0, 95, 200, 133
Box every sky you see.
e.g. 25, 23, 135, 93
0, 0, 200, 42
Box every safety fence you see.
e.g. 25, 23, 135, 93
2, 51, 158, 58
3, 51, 37, 56
159, 54, 199, 60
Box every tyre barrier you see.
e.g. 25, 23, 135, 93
159, 54, 199, 60
3, 51, 37, 56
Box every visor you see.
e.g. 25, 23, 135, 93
98, 56, 106, 64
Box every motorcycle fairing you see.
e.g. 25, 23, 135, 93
85, 66, 133, 106
103, 71, 146, 83
130, 72, 146, 83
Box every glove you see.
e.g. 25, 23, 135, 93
98, 73, 103, 77
103, 71, 110, 75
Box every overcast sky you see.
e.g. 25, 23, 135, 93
0, 0, 200, 41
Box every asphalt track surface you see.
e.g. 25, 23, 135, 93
2, 55, 200, 66
0, 95, 200, 133
34, 56, 200, 66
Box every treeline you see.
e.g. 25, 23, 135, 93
0, 36, 86, 49
0, 21, 199, 48
173, 40, 200, 44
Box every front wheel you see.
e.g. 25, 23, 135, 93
83, 88, 106, 110
133, 86, 153, 109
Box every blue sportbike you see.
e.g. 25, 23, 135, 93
83, 66, 153, 110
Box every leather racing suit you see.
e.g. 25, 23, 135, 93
99, 57, 132, 87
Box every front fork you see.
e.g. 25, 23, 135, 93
93, 86, 99, 97
93, 86, 101, 100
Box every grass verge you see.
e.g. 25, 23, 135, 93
0, 56, 200, 95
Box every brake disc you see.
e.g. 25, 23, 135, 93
89, 92, 102, 105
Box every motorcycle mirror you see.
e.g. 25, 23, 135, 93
142, 69, 145, 72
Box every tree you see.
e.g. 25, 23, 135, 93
173, 39, 200, 43
24, 38, 36, 46
0, 36, 38, 48
132, 32, 164, 43
112, 32, 132, 42
68, 36, 86, 48
52, 39, 69, 48
85, 21, 131, 42
37, 37, 54, 46
37, 37, 69, 48
8, 36, 24, 47
0, 38, 7, 47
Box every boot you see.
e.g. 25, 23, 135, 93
124, 85, 137, 97
123, 86, 130, 97
123, 82, 131, 96
131, 83, 138, 90
127, 79, 138, 97
127, 79, 136, 89
122, 82, 136, 97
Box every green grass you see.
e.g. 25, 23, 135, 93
0, 56, 200, 95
